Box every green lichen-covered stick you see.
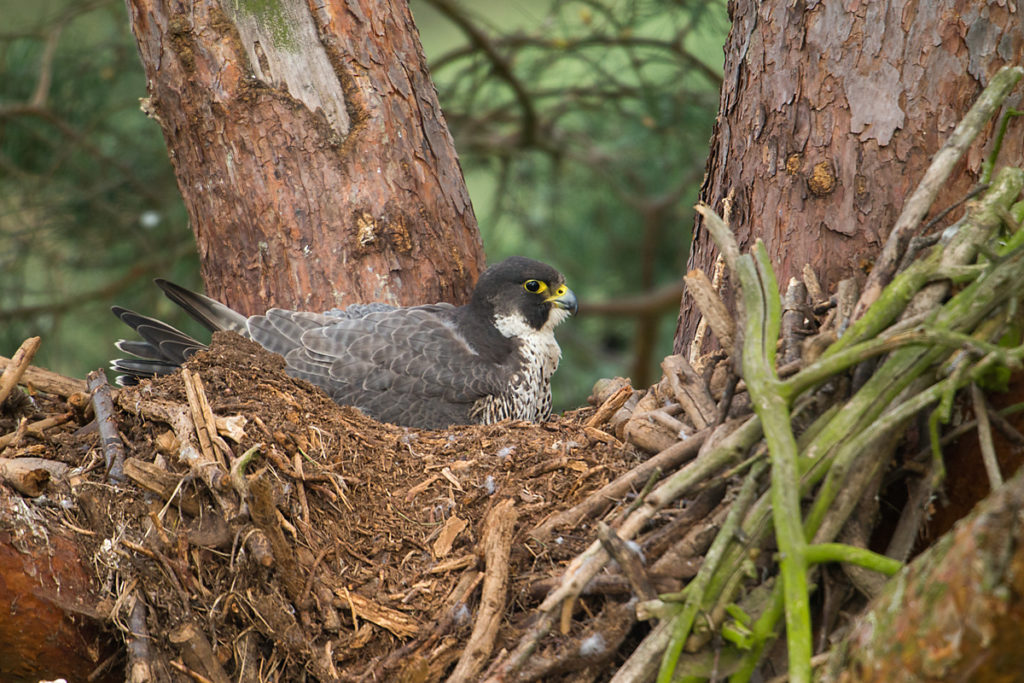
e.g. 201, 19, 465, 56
734, 241, 814, 683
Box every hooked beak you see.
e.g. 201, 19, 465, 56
546, 285, 579, 316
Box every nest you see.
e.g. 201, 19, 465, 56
3, 66, 1024, 683
2, 332, 658, 681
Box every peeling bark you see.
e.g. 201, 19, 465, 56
125, 0, 485, 313
677, 1, 1024, 352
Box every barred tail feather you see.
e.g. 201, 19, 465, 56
109, 305, 209, 385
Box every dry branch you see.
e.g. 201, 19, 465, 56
0, 337, 41, 406
684, 269, 735, 354
529, 426, 709, 542
0, 352, 88, 397
0, 456, 68, 496
181, 369, 232, 469
333, 590, 421, 639
449, 498, 518, 682
0, 411, 72, 451
584, 384, 634, 428
122, 457, 204, 517
662, 354, 718, 429
597, 521, 656, 601
86, 370, 126, 483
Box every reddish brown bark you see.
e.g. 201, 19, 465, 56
0, 489, 118, 683
124, 0, 485, 314
676, 0, 1024, 352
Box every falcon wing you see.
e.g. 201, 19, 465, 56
246, 305, 512, 428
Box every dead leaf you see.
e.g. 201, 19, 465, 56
433, 514, 468, 558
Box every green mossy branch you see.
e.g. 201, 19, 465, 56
804, 543, 903, 576
656, 461, 767, 683
736, 242, 814, 683
656, 119, 1024, 683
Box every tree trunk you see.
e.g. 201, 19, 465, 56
0, 487, 120, 683
124, 0, 485, 314
825, 462, 1024, 682
676, 0, 1024, 353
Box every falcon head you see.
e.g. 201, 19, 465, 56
470, 256, 578, 337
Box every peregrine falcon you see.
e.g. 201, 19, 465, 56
110, 257, 578, 428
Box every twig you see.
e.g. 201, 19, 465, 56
126, 594, 153, 683
782, 327, 1007, 403
897, 184, 990, 272
0, 412, 72, 450
970, 383, 1004, 490
529, 427, 710, 542
684, 268, 735, 355
780, 278, 809, 365
884, 465, 934, 562
293, 452, 311, 527
690, 256, 728, 365
86, 370, 125, 483
584, 384, 633, 428
168, 660, 216, 683
641, 480, 727, 561
609, 620, 673, 683
802, 264, 824, 303
823, 455, 890, 599
122, 540, 194, 613
716, 372, 739, 425
662, 355, 718, 430
803, 544, 901, 576
695, 206, 739, 278
981, 107, 1024, 184
985, 402, 1024, 448
447, 499, 518, 682
527, 573, 678, 600
657, 461, 767, 682
834, 278, 858, 338
0, 353, 88, 397
598, 522, 656, 602
0, 336, 41, 405
734, 242, 813, 683
181, 369, 230, 469
168, 622, 231, 683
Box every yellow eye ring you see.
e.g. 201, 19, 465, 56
523, 279, 547, 294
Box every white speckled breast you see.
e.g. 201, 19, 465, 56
472, 312, 563, 423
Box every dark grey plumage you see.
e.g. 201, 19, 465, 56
111, 257, 578, 429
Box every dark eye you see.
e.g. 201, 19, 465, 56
523, 279, 547, 294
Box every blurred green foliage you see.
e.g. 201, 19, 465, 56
0, 0, 195, 381
0, 0, 727, 410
